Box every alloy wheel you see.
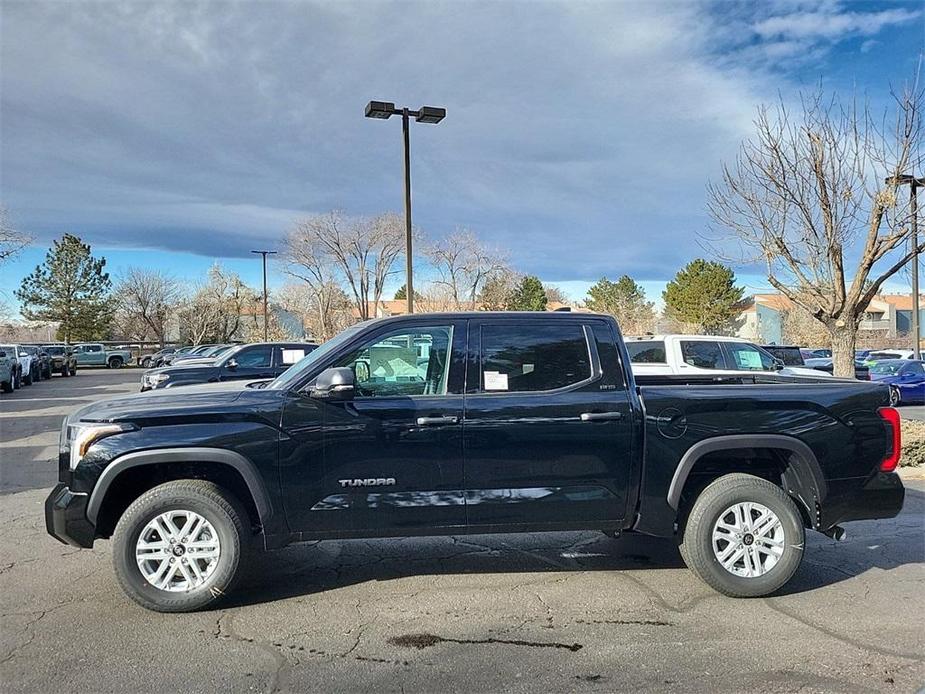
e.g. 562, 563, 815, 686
135, 510, 221, 591
711, 501, 784, 578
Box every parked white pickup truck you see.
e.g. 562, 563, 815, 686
625, 335, 830, 379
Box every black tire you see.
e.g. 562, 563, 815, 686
112, 480, 250, 612
61, 364, 69, 377
1, 379, 11, 393
108, 357, 123, 369
141, 357, 151, 368
679, 473, 805, 598
23, 370, 33, 386
889, 387, 901, 407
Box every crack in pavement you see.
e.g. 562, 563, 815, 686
388, 632, 583, 652
216, 612, 291, 694
763, 598, 925, 663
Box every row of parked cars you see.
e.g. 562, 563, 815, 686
140, 341, 318, 391
623, 334, 924, 406
0, 343, 80, 393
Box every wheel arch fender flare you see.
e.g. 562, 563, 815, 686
86, 447, 273, 525
667, 434, 828, 523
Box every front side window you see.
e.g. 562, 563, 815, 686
725, 342, 776, 371
480, 323, 591, 393
901, 362, 925, 376
626, 340, 666, 363
681, 341, 725, 369
336, 326, 454, 397
87, 345, 102, 353
232, 346, 272, 368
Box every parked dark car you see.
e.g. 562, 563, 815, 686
141, 348, 178, 369
760, 345, 806, 367
42, 345, 78, 376
47, 312, 904, 612
869, 359, 925, 406
169, 343, 234, 366
140, 342, 317, 391
23, 345, 53, 380
160, 346, 199, 366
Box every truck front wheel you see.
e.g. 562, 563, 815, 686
112, 480, 250, 612
679, 473, 804, 598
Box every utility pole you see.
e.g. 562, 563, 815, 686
250, 250, 277, 341
887, 175, 923, 356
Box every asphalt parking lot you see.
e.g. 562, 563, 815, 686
1, 371, 923, 692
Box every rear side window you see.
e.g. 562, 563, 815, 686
480, 323, 591, 393
724, 342, 776, 371
626, 340, 666, 363
681, 341, 725, 369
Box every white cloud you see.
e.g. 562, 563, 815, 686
753, 8, 920, 40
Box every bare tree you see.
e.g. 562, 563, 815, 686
115, 268, 183, 344
426, 228, 509, 306
286, 211, 405, 322
708, 81, 923, 376
275, 282, 353, 342
0, 206, 30, 264
179, 264, 256, 344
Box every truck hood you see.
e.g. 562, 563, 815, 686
70, 380, 268, 424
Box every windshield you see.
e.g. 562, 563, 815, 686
869, 361, 904, 375
267, 323, 368, 390
43, 346, 66, 355
209, 345, 234, 358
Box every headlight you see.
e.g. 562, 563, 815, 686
67, 423, 132, 470
143, 373, 170, 387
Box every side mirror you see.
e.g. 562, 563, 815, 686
772, 358, 785, 371
226, 359, 238, 370
310, 367, 355, 400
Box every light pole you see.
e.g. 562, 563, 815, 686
886, 175, 924, 355
250, 250, 277, 341
365, 100, 446, 314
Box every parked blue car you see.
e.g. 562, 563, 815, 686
869, 359, 925, 406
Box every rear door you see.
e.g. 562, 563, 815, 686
463, 318, 635, 528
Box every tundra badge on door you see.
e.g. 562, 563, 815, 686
338, 477, 397, 488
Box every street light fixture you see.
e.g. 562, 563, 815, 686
885, 175, 924, 356
365, 100, 446, 314
251, 250, 278, 341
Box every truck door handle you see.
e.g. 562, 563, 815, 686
579, 412, 623, 422
416, 416, 459, 426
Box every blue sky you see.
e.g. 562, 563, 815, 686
1, 0, 923, 312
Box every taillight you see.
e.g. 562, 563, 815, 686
877, 407, 902, 472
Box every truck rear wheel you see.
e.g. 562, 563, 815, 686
679, 473, 804, 598
108, 356, 123, 369
112, 480, 250, 612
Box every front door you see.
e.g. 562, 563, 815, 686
280, 320, 468, 534
464, 318, 635, 528
218, 345, 276, 382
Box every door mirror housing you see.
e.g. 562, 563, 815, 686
226, 359, 238, 370
772, 358, 785, 371
310, 367, 355, 400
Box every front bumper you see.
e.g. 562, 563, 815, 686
44, 484, 95, 548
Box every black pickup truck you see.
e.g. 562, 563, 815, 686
46, 312, 905, 612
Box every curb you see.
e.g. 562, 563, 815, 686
898, 467, 925, 480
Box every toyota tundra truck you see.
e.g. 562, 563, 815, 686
45, 312, 905, 612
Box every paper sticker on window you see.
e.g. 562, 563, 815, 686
522, 363, 535, 375
282, 349, 306, 365
737, 351, 762, 369
484, 371, 509, 391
